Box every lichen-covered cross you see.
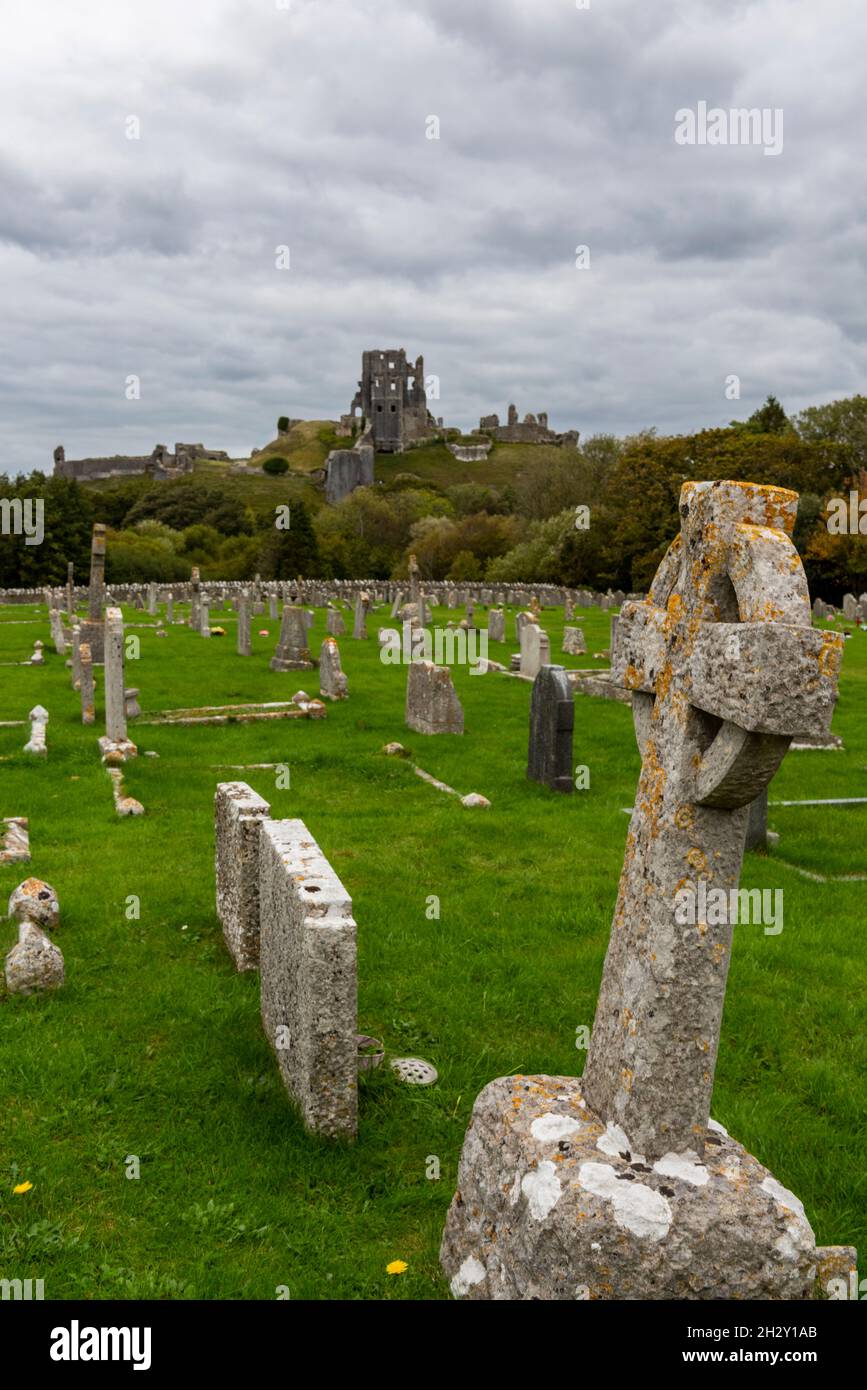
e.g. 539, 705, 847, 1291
582, 481, 842, 1161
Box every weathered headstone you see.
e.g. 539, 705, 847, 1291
200, 597, 211, 637
80, 523, 106, 663
562, 626, 586, 656
352, 592, 370, 640
408, 553, 420, 607
49, 608, 66, 656
487, 609, 505, 642
441, 480, 845, 1301
188, 567, 201, 629
237, 592, 251, 656
69, 625, 81, 690
406, 660, 464, 735
259, 817, 358, 1138
270, 606, 314, 671
519, 621, 550, 679
326, 606, 346, 637
319, 637, 348, 700
527, 666, 574, 793
215, 782, 272, 971
66, 562, 75, 618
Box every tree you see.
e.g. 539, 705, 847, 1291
794, 395, 867, 478
258, 499, 322, 578
732, 394, 791, 435
446, 549, 482, 581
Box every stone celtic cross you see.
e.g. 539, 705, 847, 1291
581, 481, 842, 1161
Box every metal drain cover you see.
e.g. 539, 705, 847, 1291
390, 1057, 438, 1086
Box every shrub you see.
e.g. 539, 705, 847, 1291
277, 416, 290, 433
263, 456, 289, 476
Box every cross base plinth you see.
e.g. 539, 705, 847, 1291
441, 1075, 842, 1301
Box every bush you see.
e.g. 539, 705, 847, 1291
262, 456, 289, 476
277, 416, 290, 434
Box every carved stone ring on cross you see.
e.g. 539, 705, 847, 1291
612, 480, 842, 814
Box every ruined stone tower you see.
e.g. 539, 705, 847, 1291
347, 349, 431, 453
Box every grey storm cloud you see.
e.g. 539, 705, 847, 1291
1, 0, 866, 474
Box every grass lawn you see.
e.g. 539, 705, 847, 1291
0, 599, 864, 1300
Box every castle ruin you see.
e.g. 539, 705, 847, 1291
341, 349, 437, 453
478, 405, 579, 447
52, 442, 229, 483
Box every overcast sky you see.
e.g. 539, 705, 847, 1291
1, 0, 865, 475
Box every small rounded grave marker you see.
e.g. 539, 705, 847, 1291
390, 1057, 438, 1086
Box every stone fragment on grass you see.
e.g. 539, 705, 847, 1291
8, 878, 59, 931
5, 922, 64, 995
0, 817, 30, 865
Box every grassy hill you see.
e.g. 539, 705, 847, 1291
80, 421, 583, 516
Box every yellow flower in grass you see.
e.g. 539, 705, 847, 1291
386, 1259, 408, 1275
13, 1181, 33, 1195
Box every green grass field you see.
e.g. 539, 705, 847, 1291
0, 600, 864, 1300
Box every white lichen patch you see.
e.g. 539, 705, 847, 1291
521, 1161, 563, 1221
578, 1162, 672, 1241
761, 1177, 807, 1221
450, 1255, 487, 1297
708, 1118, 729, 1136
774, 1230, 802, 1263
652, 1151, 709, 1187
596, 1121, 645, 1165
530, 1113, 585, 1144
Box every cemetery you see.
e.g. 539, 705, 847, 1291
0, 488, 864, 1302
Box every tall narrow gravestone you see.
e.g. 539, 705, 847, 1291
98, 608, 137, 762
79, 524, 106, 663
440, 481, 846, 1300
237, 592, 251, 656
527, 665, 573, 793
259, 818, 358, 1138
352, 592, 370, 640
519, 620, 550, 678
319, 637, 348, 700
